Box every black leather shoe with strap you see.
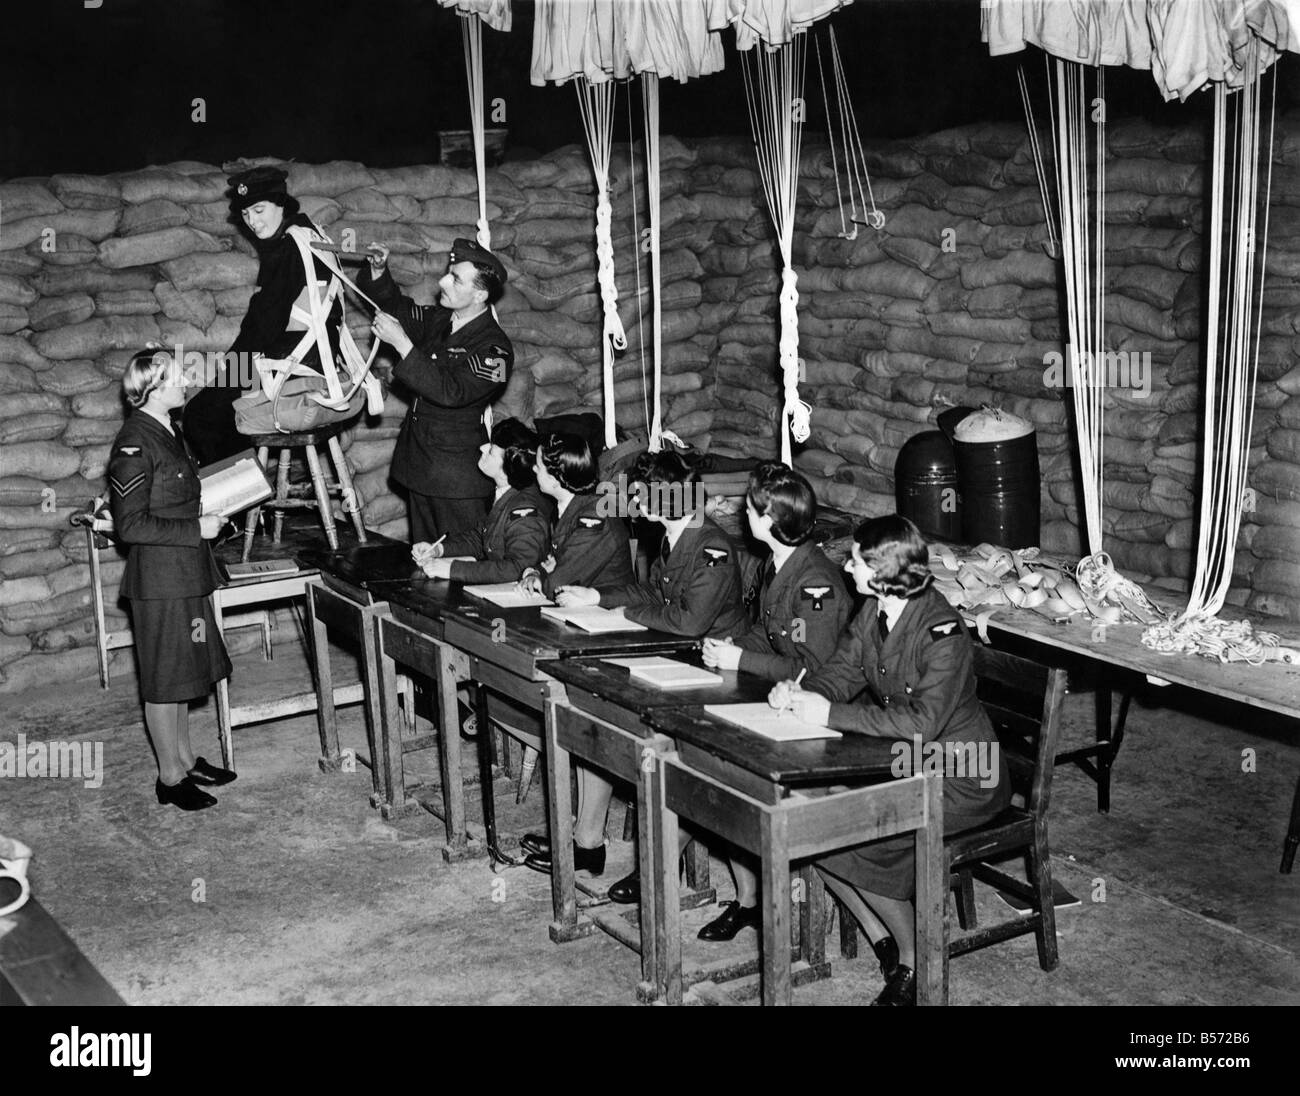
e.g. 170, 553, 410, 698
871, 964, 916, 1006
522, 841, 605, 877
187, 757, 237, 786
697, 900, 760, 942
156, 777, 217, 812
520, 832, 549, 856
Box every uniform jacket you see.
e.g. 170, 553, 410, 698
598, 516, 749, 639
444, 484, 553, 584
805, 584, 1009, 817
107, 411, 224, 600
230, 212, 341, 375
733, 541, 851, 682
539, 492, 634, 597
359, 267, 512, 500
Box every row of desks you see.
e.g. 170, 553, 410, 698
295, 540, 946, 1006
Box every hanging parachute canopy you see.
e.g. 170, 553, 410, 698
984, 0, 1296, 660
983, 0, 1297, 100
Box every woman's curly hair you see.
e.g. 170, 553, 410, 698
854, 514, 933, 598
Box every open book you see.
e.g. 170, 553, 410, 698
463, 583, 554, 608
603, 657, 722, 689
540, 606, 648, 634
703, 703, 842, 742
200, 450, 273, 518
225, 559, 300, 580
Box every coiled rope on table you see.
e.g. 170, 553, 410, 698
1140, 614, 1299, 666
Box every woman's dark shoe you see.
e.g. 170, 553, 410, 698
872, 935, 900, 980
871, 963, 916, 1006
187, 756, 237, 786
520, 832, 549, 856
697, 900, 760, 942
523, 841, 605, 876
607, 871, 640, 905
155, 777, 217, 812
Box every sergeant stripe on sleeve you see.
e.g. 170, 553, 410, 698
109, 472, 146, 498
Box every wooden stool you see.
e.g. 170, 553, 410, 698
241, 421, 367, 561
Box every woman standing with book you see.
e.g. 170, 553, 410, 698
108, 350, 237, 811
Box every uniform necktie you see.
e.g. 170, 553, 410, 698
877, 610, 890, 643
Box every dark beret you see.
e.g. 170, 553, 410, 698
227, 166, 289, 210
449, 237, 507, 285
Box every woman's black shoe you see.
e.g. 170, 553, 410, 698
607, 871, 640, 904
187, 756, 237, 786
871, 964, 916, 1006
520, 832, 549, 856
697, 900, 760, 941
872, 935, 900, 980
523, 841, 605, 876
155, 777, 217, 812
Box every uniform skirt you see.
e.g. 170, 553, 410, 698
129, 595, 232, 703
817, 775, 1009, 900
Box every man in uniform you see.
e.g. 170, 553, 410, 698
360, 238, 512, 543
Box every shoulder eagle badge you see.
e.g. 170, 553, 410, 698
117, 446, 140, 456
577, 516, 602, 529
801, 584, 833, 610
703, 546, 729, 567
510, 507, 535, 519
929, 620, 960, 640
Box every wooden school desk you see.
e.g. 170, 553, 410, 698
296, 540, 422, 806
642, 704, 943, 1006
365, 577, 698, 864
537, 654, 776, 991
967, 600, 1300, 872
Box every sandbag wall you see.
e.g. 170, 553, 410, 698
701, 116, 1300, 623
0, 142, 715, 692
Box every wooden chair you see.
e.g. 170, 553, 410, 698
946, 646, 1068, 973
833, 645, 1068, 978
240, 420, 367, 561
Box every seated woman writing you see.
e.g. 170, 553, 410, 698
696, 461, 851, 942
411, 418, 551, 583
517, 432, 634, 599
524, 450, 748, 905
769, 514, 1009, 1006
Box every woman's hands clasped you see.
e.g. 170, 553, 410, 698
701, 637, 741, 670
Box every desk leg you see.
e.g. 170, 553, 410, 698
659, 798, 683, 1005
373, 637, 411, 819
309, 591, 342, 771
915, 774, 947, 1006
435, 643, 474, 862
212, 593, 233, 771
473, 682, 508, 867
635, 744, 661, 999
1281, 769, 1300, 874
760, 816, 792, 1006
545, 700, 593, 943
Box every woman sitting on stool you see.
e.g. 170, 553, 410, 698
411, 418, 551, 583
768, 514, 1009, 1005
698, 461, 851, 943
108, 349, 237, 811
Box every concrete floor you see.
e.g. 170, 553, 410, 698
2, 624, 1298, 1007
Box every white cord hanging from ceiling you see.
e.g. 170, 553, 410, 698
642, 72, 666, 451
742, 36, 811, 467
1047, 58, 1107, 558
811, 27, 884, 240
574, 78, 627, 449
1144, 49, 1279, 661
459, 12, 492, 249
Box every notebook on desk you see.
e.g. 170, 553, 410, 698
603, 657, 722, 689
703, 703, 842, 742
463, 583, 554, 608
541, 606, 648, 634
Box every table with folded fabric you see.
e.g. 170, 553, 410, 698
537, 654, 778, 992
963, 595, 1300, 872
639, 703, 943, 1006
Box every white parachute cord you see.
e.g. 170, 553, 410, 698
460, 13, 491, 249
813, 33, 847, 238
575, 78, 626, 449
642, 72, 665, 452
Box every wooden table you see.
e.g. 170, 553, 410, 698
966, 599, 1300, 872
0, 896, 125, 1006
538, 655, 774, 991
641, 704, 945, 1006
364, 576, 699, 865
